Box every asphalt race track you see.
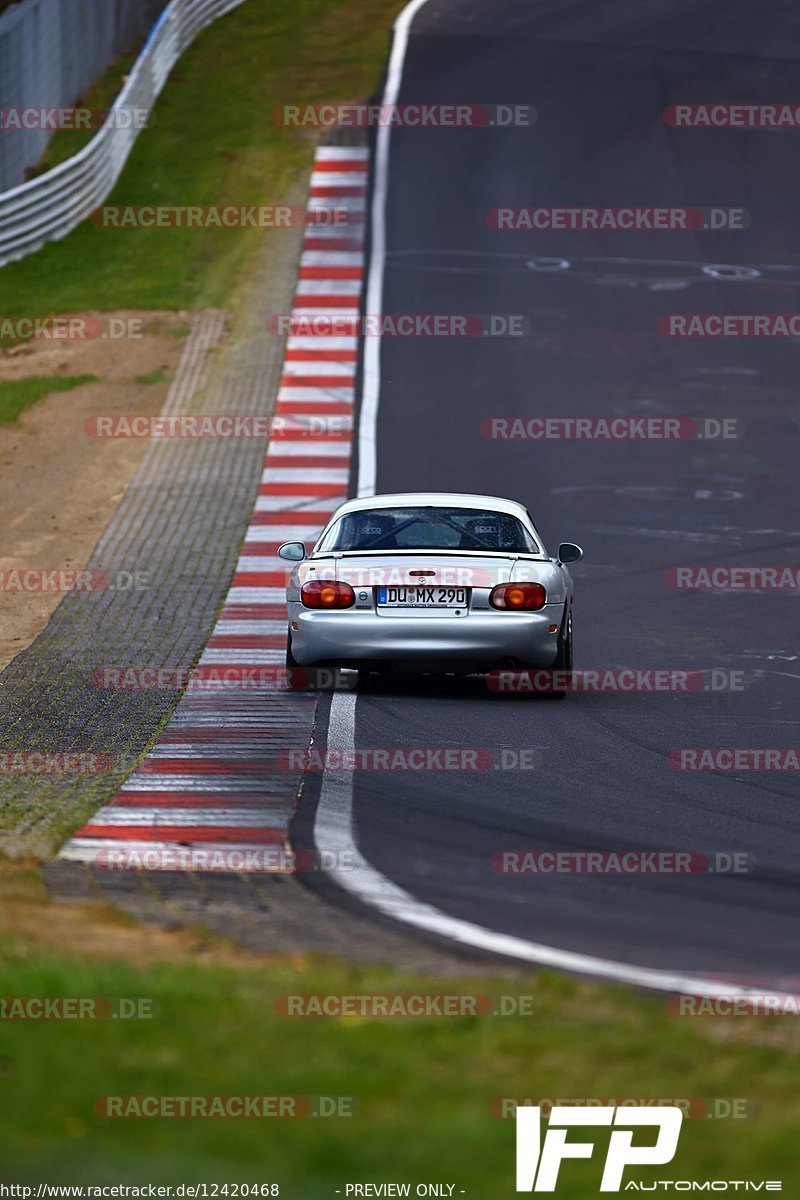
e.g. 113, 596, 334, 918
304, 0, 800, 986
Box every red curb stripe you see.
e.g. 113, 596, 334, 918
309, 185, 367, 197
293, 294, 361, 308
263, 454, 351, 467
283, 349, 358, 362
274, 401, 353, 415
302, 236, 364, 251
299, 266, 363, 280
312, 161, 368, 172
279, 375, 355, 388
258, 484, 345, 497
231, 571, 290, 587
136, 758, 284, 775
248, 511, 335, 525
242, 547, 289, 559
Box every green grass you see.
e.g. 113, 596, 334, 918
0, 929, 799, 1193
134, 368, 168, 386
0, 375, 98, 425
0, 0, 398, 315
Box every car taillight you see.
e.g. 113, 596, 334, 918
301, 580, 355, 609
489, 582, 546, 611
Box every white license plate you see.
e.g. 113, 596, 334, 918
376, 586, 468, 608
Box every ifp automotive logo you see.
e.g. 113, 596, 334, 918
514, 1105, 782, 1192
515, 1105, 682, 1192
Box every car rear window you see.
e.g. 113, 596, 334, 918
316, 507, 540, 553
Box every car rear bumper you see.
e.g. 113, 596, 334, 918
289, 605, 563, 669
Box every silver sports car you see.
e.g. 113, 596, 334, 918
278, 492, 583, 693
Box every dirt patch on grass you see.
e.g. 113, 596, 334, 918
0, 859, 265, 968
0, 312, 200, 672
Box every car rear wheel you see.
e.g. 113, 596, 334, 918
286, 631, 357, 691
285, 629, 308, 690
543, 604, 572, 699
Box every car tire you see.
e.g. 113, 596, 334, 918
285, 629, 313, 691
543, 604, 572, 700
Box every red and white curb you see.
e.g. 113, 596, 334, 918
59, 145, 368, 874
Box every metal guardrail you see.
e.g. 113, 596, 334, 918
0, 0, 246, 267
0, 0, 166, 193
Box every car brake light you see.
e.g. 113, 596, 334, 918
301, 580, 355, 609
489, 582, 546, 610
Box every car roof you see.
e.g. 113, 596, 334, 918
332, 492, 531, 520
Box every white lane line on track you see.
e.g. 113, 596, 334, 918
357, 0, 433, 498
312, 0, 789, 998
315, 696, 785, 998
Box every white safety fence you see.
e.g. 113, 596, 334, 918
0, 0, 246, 267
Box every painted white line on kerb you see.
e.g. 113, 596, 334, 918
313, 0, 791, 998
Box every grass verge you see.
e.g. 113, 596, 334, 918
0, 863, 798, 1193
0, 375, 98, 425
0, 0, 397, 315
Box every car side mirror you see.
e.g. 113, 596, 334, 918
278, 541, 306, 562
558, 542, 583, 564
